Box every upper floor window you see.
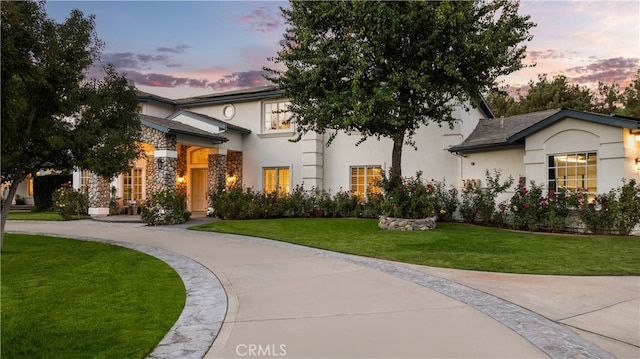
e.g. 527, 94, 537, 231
548, 152, 597, 193
263, 167, 290, 194
350, 165, 382, 199
264, 101, 291, 132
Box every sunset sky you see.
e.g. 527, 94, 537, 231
45, 1, 639, 100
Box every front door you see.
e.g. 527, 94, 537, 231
191, 169, 208, 212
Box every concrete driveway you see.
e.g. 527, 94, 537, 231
6, 219, 638, 358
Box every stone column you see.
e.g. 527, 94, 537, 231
208, 152, 227, 194
227, 150, 243, 187
145, 153, 156, 195
88, 173, 111, 217
154, 155, 177, 191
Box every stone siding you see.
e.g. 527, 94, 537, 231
208, 154, 227, 194
88, 173, 111, 213
227, 150, 243, 187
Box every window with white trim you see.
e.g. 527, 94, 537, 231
80, 170, 91, 193
548, 152, 597, 193
350, 166, 382, 199
123, 168, 143, 201
263, 101, 291, 131
263, 167, 290, 194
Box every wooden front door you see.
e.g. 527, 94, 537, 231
191, 169, 208, 211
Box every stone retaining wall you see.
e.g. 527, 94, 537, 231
378, 216, 437, 231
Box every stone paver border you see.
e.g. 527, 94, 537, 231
8, 230, 227, 359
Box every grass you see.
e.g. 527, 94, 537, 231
191, 218, 640, 275
1, 234, 186, 359
7, 211, 90, 221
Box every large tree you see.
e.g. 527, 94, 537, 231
1, 1, 141, 249
266, 0, 535, 179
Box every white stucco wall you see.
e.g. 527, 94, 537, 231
525, 118, 639, 193
460, 148, 525, 204
184, 100, 486, 193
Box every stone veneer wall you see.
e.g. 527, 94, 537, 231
208, 154, 227, 195
88, 173, 111, 215
145, 154, 156, 194
176, 145, 189, 196
139, 126, 178, 192
226, 151, 243, 187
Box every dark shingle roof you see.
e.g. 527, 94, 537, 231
139, 114, 228, 143
449, 108, 640, 153
449, 109, 561, 153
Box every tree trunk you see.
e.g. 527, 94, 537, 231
390, 132, 404, 180
1, 175, 25, 253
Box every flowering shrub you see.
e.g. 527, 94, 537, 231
141, 189, 191, 225
460, 170, 513, 224
613, 179, 640, 235
209, 184, 376, 220
572, 188, 617, 234
378, 171, 442, 219
568, 179, 640, 235
509, 179, 545, 231
543, 187, 572, 232
52, 183, 88, 220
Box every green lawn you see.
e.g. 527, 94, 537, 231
7, 211, 90, 221
191, 218, 640, 275
1, 234, 186, 359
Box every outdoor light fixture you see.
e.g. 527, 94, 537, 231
632, 130, 640, 142
636, 158, 640, 171
226, 174, 238, 185
177, 176, 186, 184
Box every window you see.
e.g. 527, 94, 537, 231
28, 175, 34, 197
548, 152, 597, 193
80, 170, 91, 193
264, 101, 291, 131
350, 166, 382, 199
123, 168, 143, 201
263, 167, 290, 194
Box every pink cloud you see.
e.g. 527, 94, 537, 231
235, 6, 283, 33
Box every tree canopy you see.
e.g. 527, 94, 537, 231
266, 0, 535, 179
487, 71, 640, 117
1, 0, 141, 248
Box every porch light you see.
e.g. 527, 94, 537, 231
632, 130, 640, 141
226, 174, 237, 185
177, 176, 186, 184
636, 158, 640, 171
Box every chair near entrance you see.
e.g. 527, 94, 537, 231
115, 199, 144, 215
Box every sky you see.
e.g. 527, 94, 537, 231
45, 1, 639, 100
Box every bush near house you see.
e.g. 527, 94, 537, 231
141, 189, 191, 225
209, 171, 640, 235
209, 176, 458, 222
51, 183, 88, 220
33, 173, 73, 211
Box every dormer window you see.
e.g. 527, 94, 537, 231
263, 101, 291, 132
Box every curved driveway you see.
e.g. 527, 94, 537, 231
6, 219, 638, 359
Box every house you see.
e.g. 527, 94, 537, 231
80, 85, 490, 215
8, 86, 640, 216
449, 108, 640, 203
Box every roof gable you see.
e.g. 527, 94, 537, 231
166, 110, 251, 135
449, 108, 640, 153
139, 114, 228, 143
508, 109, 640, 142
